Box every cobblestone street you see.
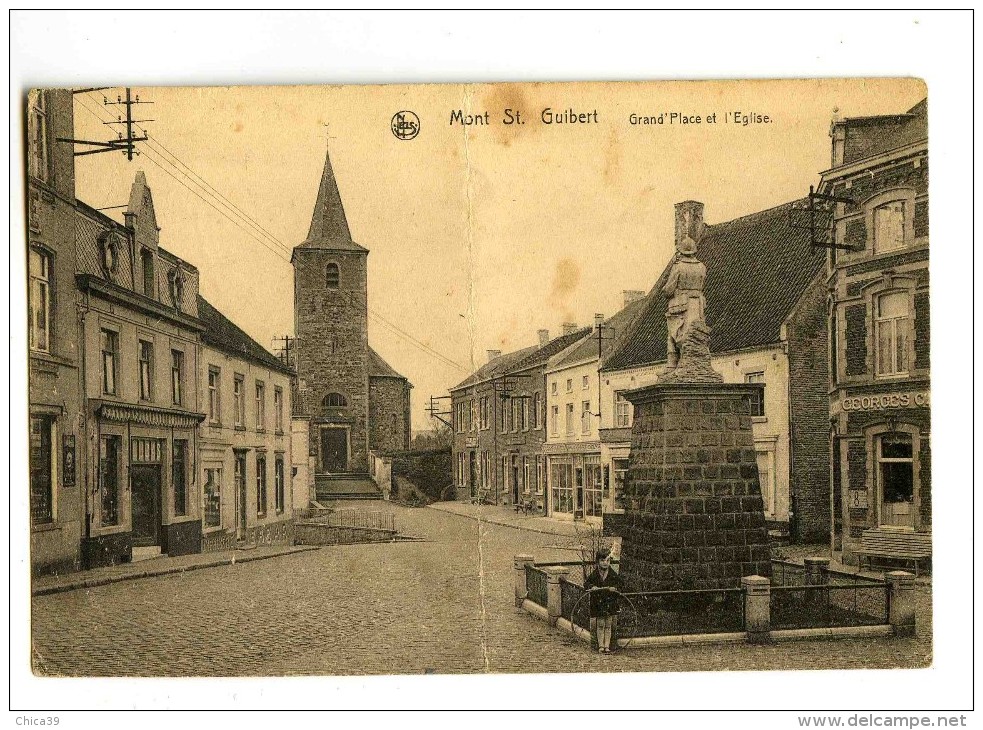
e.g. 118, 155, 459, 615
31, 504, 932, 676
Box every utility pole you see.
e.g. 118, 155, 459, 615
57, 87, 153, 159
271, 335, 296, 368
594, 321, 616, 421
426, 395, 452, 430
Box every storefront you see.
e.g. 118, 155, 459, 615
546, 450, 603, 522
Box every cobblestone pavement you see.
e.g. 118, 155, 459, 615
31, 504, 932, 676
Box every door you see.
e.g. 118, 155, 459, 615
130, 464, 161, 546
234, 451, 248, 538
321, 428, 348, 473
877, 432, 915, 529
511, 455, 520, 503
468, 451, 476, 498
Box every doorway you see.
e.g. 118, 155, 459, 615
468, 451, 476, 499
234, 450, 248, 539
512, 455, 520, 504
320, 427, 349, 473
130, 464, 162, 547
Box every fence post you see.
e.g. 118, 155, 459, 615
886, 571, 916, 637
804, 557, 830, 586
514, 555, 534, 607
546, 567, 570, 626
741, 575, 771, 644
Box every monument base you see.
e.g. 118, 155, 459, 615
620, 383, 772, 592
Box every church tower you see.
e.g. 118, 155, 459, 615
292, 148, 371, 476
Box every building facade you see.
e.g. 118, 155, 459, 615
822, 100, 930, 563
601, 200, 829, 542
76, 174, 207, 567
28, 88, 84, 574
197, 297, 295, 551
291, 148, 411, 499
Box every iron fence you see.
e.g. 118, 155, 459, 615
770, 583, 889, 630
618, 588, 746, 638
525, 564, 549, 608
296, 508, 395, 532
560, 578, 589, 629
771, 559, 887, 587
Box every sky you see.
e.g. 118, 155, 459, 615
70, 79, 926, 431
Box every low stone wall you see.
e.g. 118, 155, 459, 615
201, 521, 295, 553
293, 522, 397, 546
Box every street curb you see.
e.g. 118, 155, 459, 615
32, 546, 322, 597
426, 504, 577, 538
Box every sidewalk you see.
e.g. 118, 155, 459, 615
428, 501, 588, 538
32, 544, 320, 596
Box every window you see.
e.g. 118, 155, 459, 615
274, 387, 284, 432
141, 249, 155, 298
256, 454, 267, 516
745, 372, 765, 417
581, 401, 592, 434
550, 458, 574, 515
532, 392, 541, 429
28, 90, 49, 182
233, 375, 245, 427
256, 381, 266, 431
326, 263, 340, 289
877, 433, 915, 529
171, 350, 184, 406
876, 292, 910, 377
507, 399, 515, 432
324, 392, 347, 409
521, 398, 529, 431
584, 455, 602, 517
582, 375, 590, 390
551, 381, 558, 396
208, 367, 221, 423
499, 400, 508, 434
275, 455, 285, 514
173, 440, 188, 516
138, 340, 154, 401
536, 455, 545, 495
873, 201, 906, 254
523, 457, 531, 495
469, 399, 477, 432
101, 329, 118, 395
550, 405, 559, 435
565, 403, 575, 436
479, 396, 489, 430
566, 378, 573, 393
29, 249, 51, 353
203, 467, 222, 528
615, 392, 632, 428
756, 448, 775, 515
99, 435, 121, 526
612, 458, 630, 509
29, 415, 54, 525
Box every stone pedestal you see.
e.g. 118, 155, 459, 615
619, 383, 772, 591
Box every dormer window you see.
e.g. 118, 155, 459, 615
168, 268, 185, 311
98, 231, 121, 279
141, 249, 155, 298
326, 263, 340, 289
873, 201, 906, 254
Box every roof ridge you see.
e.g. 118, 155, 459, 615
704, 197, 807, 231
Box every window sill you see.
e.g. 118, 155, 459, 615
752, 416, 768, 424
202, 524, 224, 534
275, 430, 284, 437
31, 521, 61, 533
234, 425, 246, 431
208, 421, 222, 429
257, 428, 267, 434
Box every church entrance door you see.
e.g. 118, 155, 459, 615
320, 427, 349, 473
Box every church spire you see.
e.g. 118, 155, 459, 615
297, 145, 366, 252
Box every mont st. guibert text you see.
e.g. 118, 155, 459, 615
449, 108, 599, 126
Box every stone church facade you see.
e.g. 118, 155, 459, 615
291, 149, 411, 500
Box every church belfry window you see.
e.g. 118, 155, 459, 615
326, 263, 340, 289
323, 392, 348, 409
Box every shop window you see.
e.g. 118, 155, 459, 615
138, 340, 154, 401
141, 249, 155, 298
255, 381, 266, 431
877, 433, 914, 529
274, 387, 284, 432
29, 415, 54, 525
101, 329, 119, 395
745, 372, 765, 416
550, 459, 574, 515
28, 90, 49, 182
873, 201, 906, 254
615, 392, 632, 428
233, 375, 245, 427
275, 456, 285, 514
29, 249, 51, 353
875, 292, 910, 377
171, 350, 184, 406
173, 440, 188, 517
256, 454, 267, 516
203, 468, 222, 528
326, 263, 340, 289
99, 435, 121, 526
584, 456, 603, 518
208, 367, 221, 423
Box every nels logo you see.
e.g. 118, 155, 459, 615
391, 111, 420, 141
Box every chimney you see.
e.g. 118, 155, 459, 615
623, 290, 645, 307
537, 329, 550, 347
487, 349, 502, 363
594, 313, 605, 331
562, 322, 577, 336
674, 200, 705, 252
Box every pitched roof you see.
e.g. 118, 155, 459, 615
198, 295, 294, 375
293, 146, 367, 255
602, 199, 822, 372
551, 297, 650, 370
368, 346, 410, 383
449, 345, 540, 393
837, 98, 927, 166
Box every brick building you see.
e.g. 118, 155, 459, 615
27, 89, 84, 574
821, 100, 930, 564
602, 199, 829, 542
291, 148, 411, 501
